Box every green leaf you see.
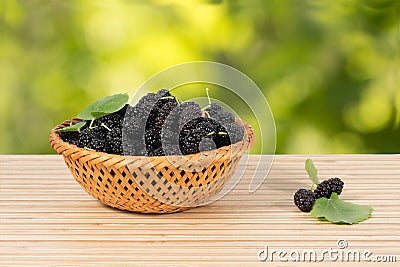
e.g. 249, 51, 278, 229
78, 93, 129, 120
90, 111, 109, 118
311, 193, 373, 224
55, 121, 86, 133
78, 102, 98, 120
305, 159, 320, 185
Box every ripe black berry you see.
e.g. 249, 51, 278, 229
224, 123, 245, 144
178, 117, 223, 155
175, 101, 202, 128
147, 146, 164, 157
314, 177, 344, 199
93, 105, 127, 128
77, 128, 93, 148
294, 189, 316, 212
145, 128, 162, 151
61, 131, 79, 146
156, 89, 178, 106
205, 102, 235, 125
105, 128, 123, 154
90, 138, 107, 152
150, 101, 178, 130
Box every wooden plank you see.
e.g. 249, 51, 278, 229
1, 155, 399, 266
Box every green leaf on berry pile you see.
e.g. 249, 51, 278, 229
310, 193, 372, 224
305, 159, 320, 185
55, 121, 86, 133
78, 93, 129, 120
90, 111, 110, 118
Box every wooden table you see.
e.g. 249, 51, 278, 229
1, 155, 399, 266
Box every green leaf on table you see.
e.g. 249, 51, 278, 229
55, 121, 86, 133
305, 159, 320, 185
78, 93, 129, 120
310, 193, 372, 224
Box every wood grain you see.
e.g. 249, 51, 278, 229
1, 154, 399, 266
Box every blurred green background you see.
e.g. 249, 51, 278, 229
1, 0, 399, 154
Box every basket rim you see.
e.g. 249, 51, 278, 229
50, 117, 255, 165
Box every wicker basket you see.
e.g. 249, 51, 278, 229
50, 118, 255, 213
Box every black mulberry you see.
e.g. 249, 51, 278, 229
294, 189, 316, 212
314, 177, 344, 199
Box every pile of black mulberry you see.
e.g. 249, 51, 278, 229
294, 177, 344, 212
60, 89, 245, 156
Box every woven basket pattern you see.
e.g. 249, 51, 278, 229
50, 118, 254, 213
